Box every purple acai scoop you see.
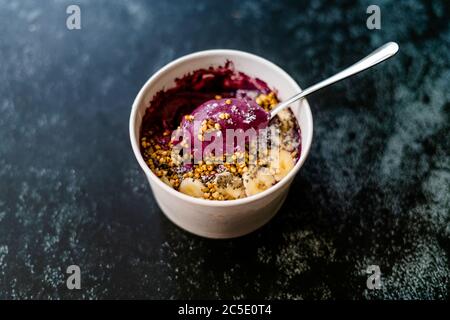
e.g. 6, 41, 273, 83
179, 98, 269, 157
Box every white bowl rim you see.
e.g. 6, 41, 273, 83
129, 49, 313, 207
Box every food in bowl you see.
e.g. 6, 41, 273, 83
139, 62, 301, 200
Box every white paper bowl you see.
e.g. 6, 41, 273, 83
130, 49, 313, 239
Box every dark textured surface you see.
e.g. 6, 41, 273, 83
0, 0, 449, 299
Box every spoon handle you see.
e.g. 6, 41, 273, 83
270, 42, 399, 119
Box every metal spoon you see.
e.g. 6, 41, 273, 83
270, 42, 399, 119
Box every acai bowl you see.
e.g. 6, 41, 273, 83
130, 50, 313, 238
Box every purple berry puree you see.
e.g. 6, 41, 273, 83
179, 97, 270, 157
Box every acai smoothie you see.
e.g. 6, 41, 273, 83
140, 62, 301, 200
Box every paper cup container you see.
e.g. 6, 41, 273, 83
130, 50, 313, 238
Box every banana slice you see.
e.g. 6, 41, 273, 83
270, 149, 295, 181
276, 109, 294, 130
178, 178, 205, 198
215, 172, 245, 199
242, 167, 276, 196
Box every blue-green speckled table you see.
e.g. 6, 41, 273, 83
0, 0, 449, 299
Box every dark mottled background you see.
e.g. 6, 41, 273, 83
0, 0, 449, 300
